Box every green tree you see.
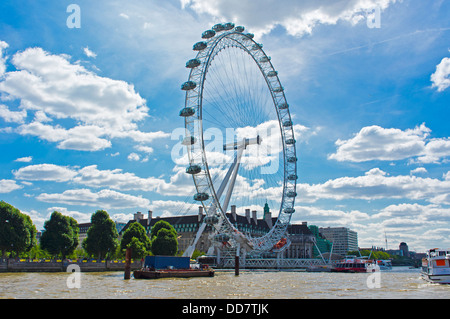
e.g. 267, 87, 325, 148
40, 211, 79, 259
150, 220, 177, 239
82, 210, 118, 260
151, 228, 178, 256
120, 222, 151, 256
0, 201, 37, 258
126, 237, 148, 259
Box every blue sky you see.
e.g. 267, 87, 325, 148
0, 0, 449, 252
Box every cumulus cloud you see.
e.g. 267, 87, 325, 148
0, 104, 27, 123
0, 41, 8, 76
0, 179, 23, 193
36, 188, 150, 209
431, 56, 450, 92
181, 0, 396, 37
0, 44, 169, 151
329, 123, 450, 163
13, 164, 78, 182
297, 168, 450, 204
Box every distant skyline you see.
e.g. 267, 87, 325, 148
0, 0, 449, 252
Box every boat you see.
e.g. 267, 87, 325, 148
134, 268, 214, 279
133, 255, 214, 279
421, 248, 450, 284
332, 255, 377, 273
375, 259, 392, 271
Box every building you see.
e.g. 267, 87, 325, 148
120, 204, 315, 258
387, 242, 410, 257
77, 221, 127, 249
318, 227, 358, 256
308, 225, 332, 257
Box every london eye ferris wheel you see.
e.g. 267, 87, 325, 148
179, 23, 298, 258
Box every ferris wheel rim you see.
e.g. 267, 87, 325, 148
181, 25, 298, 254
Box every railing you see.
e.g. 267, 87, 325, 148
0, 258, 143, 272
220, 257, 328, 269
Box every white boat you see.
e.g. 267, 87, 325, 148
421, 248, 450, 284
375, 259, 392, 271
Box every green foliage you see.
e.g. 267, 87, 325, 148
82, 210, 118, 259
151, 228, 178, 256
150, 220, 177, 239
40, 211, 79, 259
0, 201, 37, 258
126, 237, 147, 259
120, 222, 151, 256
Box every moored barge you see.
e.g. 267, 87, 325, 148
133, 255, 214, 279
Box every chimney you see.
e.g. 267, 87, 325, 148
245, 209, 251, 224
198, 206, 203, 222
148, 210, 152, 226
231, 205, 237, 221
134, 211, 143, 222
252, 210, 257, 224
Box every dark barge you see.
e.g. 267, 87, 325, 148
133, 255, 214, 279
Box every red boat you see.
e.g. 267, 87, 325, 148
332, 256, 375, 273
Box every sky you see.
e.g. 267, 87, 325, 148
0, 0, 449, 253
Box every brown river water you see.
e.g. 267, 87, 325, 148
0, 267, 448, 299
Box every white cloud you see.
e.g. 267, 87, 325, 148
297, 168, 450, 204
431, 56, 450, 92
0, 104, 27, 123
47, 206, 92, 223
410, 167, 427, 175
0, 179, 23, 193
0, 41, 8, 76
13, 164, 78, 182
127, 152, 141, 162
0, 47, 147, 130
0, 45, 170, 151
36, 188, 150, 209
14, 156, 33, 163
181, 0, 397, 37
83, 47, 97, 58
329, 123, 450, 163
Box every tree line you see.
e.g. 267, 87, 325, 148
0, 201, 178, 260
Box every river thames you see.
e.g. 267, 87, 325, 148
0, 267, 448, 299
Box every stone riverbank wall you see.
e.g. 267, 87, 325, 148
0, 259, 143, 273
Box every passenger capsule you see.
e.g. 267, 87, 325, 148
273, 86, 284, 93
284, 208, 295, 214
179, 107, 195, 117
234, 26, 245, 32
287, 174, 298, 181
245, 33, 255, 39
181, 81, 197, 91
186, 58, 201, 69
285, 138, 296, 145
278, 103, 289, 110
267, 70, 278, 77
286, 191, 297, 198
202, 30, 216, 39
193, 41, 207, 51
283, 120, 293, 127
251, 43, 263, 50
194, 193, 209, 202
223, 22, 235, 30
204, 215, 219, 225
212, 24, 225, 32
182, 136, 196, 145
287, 156, 298, 163
186, 164, 201, 175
